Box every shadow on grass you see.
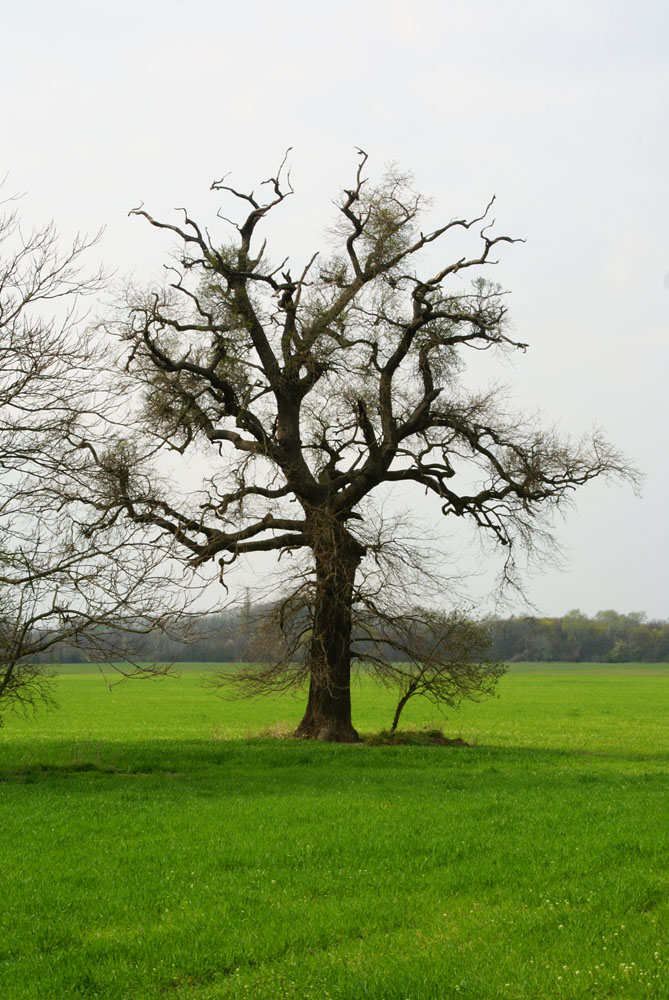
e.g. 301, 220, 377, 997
2, 734, 667, 793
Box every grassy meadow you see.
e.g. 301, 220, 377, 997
0, 664, 667, 999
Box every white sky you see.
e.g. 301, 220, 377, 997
3, 0, 668, 618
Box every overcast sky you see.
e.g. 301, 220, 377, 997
3, 0, 668, 618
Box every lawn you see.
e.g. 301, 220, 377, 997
0, 665, 667, 999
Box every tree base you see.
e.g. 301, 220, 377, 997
293, 717, 361, 743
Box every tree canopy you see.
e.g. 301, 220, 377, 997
87, 151, 635, 740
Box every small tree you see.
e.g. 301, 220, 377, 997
0, 190, 195, 722
369, 610, 504, 733
94, 152, 635, 741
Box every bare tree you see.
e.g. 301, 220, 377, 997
0, 189, 198, 722
229, 527, 505, 735
368, 610, 504, 734
93, 151, 635, 741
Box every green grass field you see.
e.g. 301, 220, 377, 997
1, 665, 667, 999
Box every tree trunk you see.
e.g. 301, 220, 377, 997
294, 515, 364, 742
389, 684, 416, 734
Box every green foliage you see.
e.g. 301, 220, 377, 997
26, 608, 669, 669
488, 609, 669, 662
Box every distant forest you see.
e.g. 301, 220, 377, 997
28, 607, 669, 665
485, 610, 669, 663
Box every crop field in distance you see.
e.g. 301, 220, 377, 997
0, 663, 667, 999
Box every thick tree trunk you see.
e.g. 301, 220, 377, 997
294, 515, 363, 742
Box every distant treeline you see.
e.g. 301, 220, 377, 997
485, 610, 669, 662
27, 607, 669, 665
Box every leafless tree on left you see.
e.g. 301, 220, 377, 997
0, 185, 204, 722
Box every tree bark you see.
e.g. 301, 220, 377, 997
389, 684, 417, 734
294, 515, 364, 742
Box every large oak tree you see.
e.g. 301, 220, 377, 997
98, 152, 633, 741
